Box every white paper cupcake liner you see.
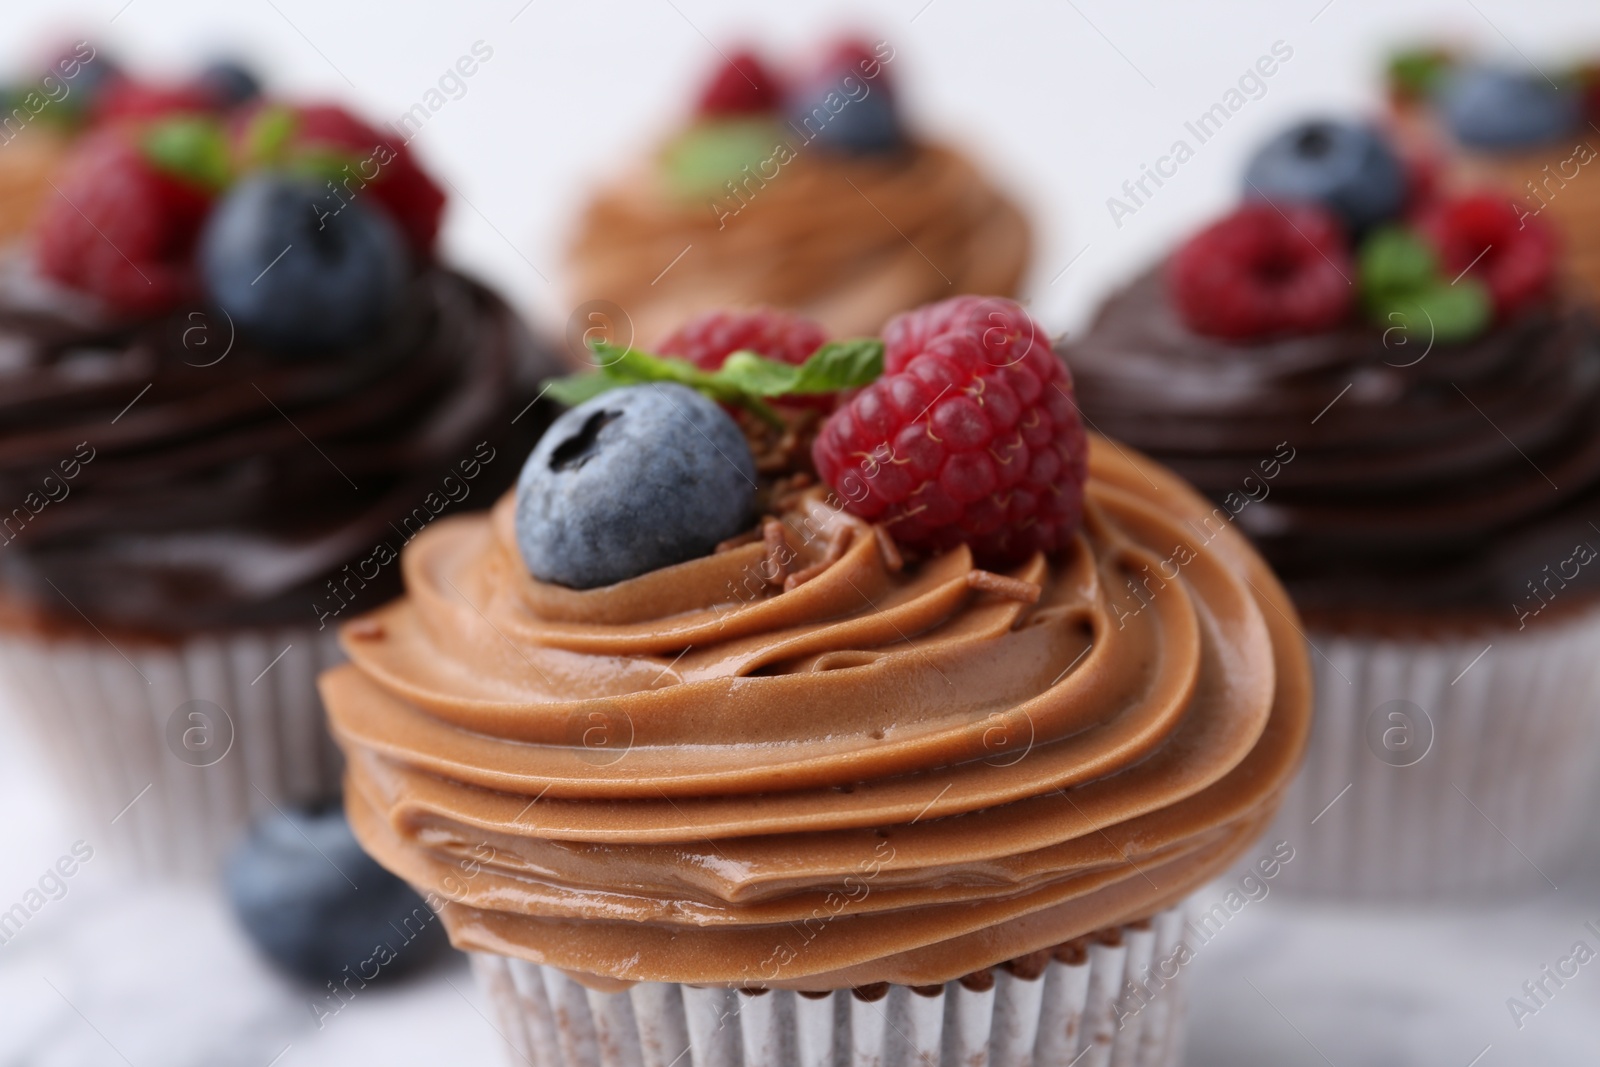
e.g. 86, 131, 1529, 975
470, 899, 1195, 1067
0, 622, 345, 879
1267, 603, 1600, 899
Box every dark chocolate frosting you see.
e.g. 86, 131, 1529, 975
1067, 264, 1600, 624
0, 259, 562, 636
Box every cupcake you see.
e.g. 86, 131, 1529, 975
324, 298, 1309, 1066
1384, 46, 1600, 307
566, 39, 1031, 342
0, 94, 561, 877
0, 41, 263, 241
0, 40, 110, 241
1069, 115, 1600, 898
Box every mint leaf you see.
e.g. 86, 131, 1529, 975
1387, 47, 1454, 99
284, 148, 364, 186
784, 338, 885, 393
543, 336, 888, 427
661, 119, 786, 198
1359, 227, 1436, 303
142, 117, 231, 191
242, 105, 298, 167
715, 351, 804, 396
1359, 225, 1493, 345
547, 343, 783, 426
1377, 280, 1491, 344
600, 344, 720, 390
716, 338, 885, 397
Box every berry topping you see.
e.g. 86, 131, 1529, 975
785, 41, 902, 156
812, 297, 1088, 567
661, 118, 785, 197
1242, 119, 1406, 233
696, 48, 783, 117
93, 77, 217, 125
657, 308, 826, 371
1413, 193, 1556, 321
516, 384, 758, 588
1169, 203, 1353, 340
199, 173, 407, 352
225, 805, 447, 983
47, 40, 118, 120
33, 128, 214, 314
196, 57, 263, 108
1385, 46, 1456, 106
244, 103, 445, 257
1357, 226, 1490, 344
1436, 66, 1580, 150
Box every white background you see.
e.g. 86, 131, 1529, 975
1, 1, 1599, 1064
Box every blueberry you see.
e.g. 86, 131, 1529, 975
516, 384, 757, 588
200, 173, 406, 353
197, 57, 262, 107
61, 45, 119, 103
786, 74, 902, 155
1243, 119, 1406, 234
223, 805, 448, 984
1436, 66, 1580, 150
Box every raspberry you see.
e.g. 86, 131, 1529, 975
93, 77, 216, 125
1414, 193, 1555, 320
813, 297, 1088, 567
656, 307, 826, 370
33, 129, 213, 315
696, 49, 782, 117
1399, 146, 1443, 213
1169, 203, 1352, 340
276, 103, 445, 257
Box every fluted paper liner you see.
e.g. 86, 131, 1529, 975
1268, 604, 1600, 898
470, 898, 1194, 1067
0, 623, 345, 879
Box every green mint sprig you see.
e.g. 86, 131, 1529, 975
1359, 227, 1490, 345
142, 116, 233, 191
545, 338, 884, 425
1386, 46, 1456, 101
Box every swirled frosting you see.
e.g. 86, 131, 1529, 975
0, 261, 562, 636
567, 141, 1030, 343
326, 438, 1309, 989
1069, 266, 1600, 624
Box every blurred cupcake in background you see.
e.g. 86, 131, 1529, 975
1068, 115, 1600, 899
0, 40, 117, 240
0, 74, 562, 878
0, 39, 270, 240
566, 36, 1031, 343
325, 296, 1308, 1067
1384, 44, 1600, 306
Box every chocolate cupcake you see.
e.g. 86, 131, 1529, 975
1384, 46, 1600, 308
0, 96, 561, 877
324, 298, 1309, 1065
1069, 116, 1600, 897
566, 38, 1030, 342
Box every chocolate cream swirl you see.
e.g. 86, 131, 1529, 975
326, 439, 1310, 989
567, 141, 1030, 343
1069, 266, 1600, 625
0, 261, 562, 636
